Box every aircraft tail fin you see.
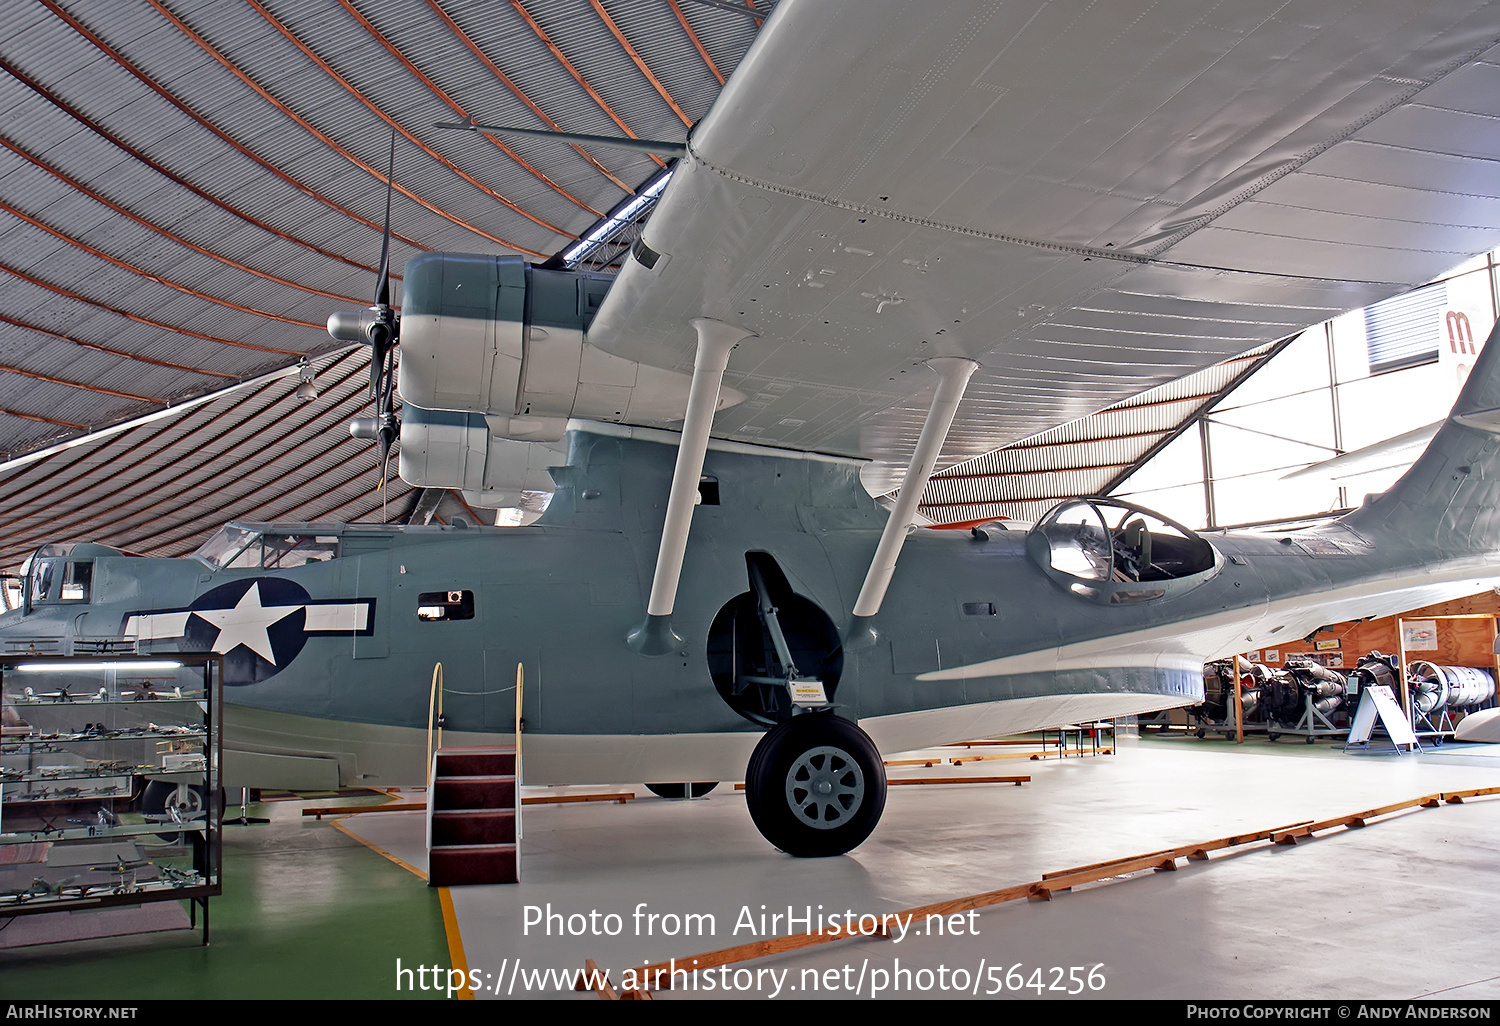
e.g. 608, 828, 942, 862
1345, 316, 1500, 549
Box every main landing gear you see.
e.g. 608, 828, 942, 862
745, 714, 886, 857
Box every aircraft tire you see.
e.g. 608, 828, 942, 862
745, 714, 885, 857
645, 782, 719, 799
141, 781, 214, 841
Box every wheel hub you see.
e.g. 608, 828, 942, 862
785, 745, 864, 830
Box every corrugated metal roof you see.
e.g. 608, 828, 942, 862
0, 0, 767, 543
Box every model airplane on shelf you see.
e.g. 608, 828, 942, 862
5, 1, 1500, 857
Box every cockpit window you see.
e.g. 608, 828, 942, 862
1029, 499, 1219, 603
29, 558, 56, 606
194, 525, 261, 569
22, 559, 90, 606
261, 535, 339, 568
60, 561, 91, 602
1043, 503, 1113, 580
193, 527, 339, 570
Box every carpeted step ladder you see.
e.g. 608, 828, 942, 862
427, 746, 518, 885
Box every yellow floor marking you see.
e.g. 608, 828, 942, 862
438, 886, 474, 1000
328, 813, 474, 999
330, 815, 428, 881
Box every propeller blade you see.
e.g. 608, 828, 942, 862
375, 127, 395, 310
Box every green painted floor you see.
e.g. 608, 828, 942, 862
0, 797, 452, 1000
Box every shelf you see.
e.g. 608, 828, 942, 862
3, 728, 207, 745
0, 653, 223, 942
3, 696, 204, 707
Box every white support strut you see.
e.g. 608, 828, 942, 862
646, 317, 755, 617
852, 357, 979, 619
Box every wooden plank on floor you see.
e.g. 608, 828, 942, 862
618, 789, 1483, 992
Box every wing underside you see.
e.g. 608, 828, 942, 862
587, 0, 1500, 479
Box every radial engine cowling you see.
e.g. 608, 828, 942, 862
398, 405, 564, 509
396, 252, 741, 435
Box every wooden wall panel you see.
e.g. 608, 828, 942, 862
1251, 592, 1500, 671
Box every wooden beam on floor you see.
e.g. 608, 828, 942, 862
522, 792, 636, 806
609, 789, 1495, 994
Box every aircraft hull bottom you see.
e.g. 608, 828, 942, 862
222, 677, 1200, 788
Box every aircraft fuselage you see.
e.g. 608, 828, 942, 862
4, 422, 1497, 792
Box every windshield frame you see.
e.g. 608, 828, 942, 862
192, 525, 261, 570
1026, 497, 1222, 605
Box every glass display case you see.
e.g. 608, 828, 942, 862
0, 654, 222, 943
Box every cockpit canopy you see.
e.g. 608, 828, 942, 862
1026, 498, 1219, 604
17, 542, 130, 612
193, 524, 340, 570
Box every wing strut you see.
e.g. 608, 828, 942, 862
849, 357, 979, 636
627, 317, 755, 655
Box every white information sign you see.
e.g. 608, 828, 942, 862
1346, 684, 1419, 749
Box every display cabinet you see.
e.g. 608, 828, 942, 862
0, 654, 222, 943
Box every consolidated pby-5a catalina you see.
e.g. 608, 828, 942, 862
7, 1, 1500, 856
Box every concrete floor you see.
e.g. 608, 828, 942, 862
358, 732, 1500, 1001
3, 733, 1499, 1001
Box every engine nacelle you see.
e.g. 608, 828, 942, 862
398, 404, 565, 508
398, 252, 739, 433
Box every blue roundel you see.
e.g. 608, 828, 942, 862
179, 577, 312, 686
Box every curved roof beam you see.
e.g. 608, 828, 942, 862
0, 58, 388, 282
33, 0, 429, 257
337, 0, 603, 218
0, 312, 234, 381
0, 365, 305, 526
0, 262, 303, 358
0, 201, 321, 336
667, 0, 725, 85
0, 136, 369, 307
426, 0, 632, 195
679, 0, 766, 25
0, 407, 87, 432
135, 0, 548, 257
0, 362, 160, 406
0, 356, 370, 545
240, 0, 574, 243
507, 0, 668, 171
276, 463, 415, 532
138, 424, 387, 551
590, 0, 693, 127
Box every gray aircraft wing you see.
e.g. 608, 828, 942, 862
587, 0, 1500, 477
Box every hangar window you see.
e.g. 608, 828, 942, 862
418, 591, 474, 621
1365, 281, 1443, 374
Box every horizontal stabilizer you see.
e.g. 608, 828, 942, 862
1454, 406, 1500, 433
1281, 422, 1439, 482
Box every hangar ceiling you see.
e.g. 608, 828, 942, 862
0, 0, 1308, 567
0, 0, 772, 565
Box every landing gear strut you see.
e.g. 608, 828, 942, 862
745, 714, 885, 857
